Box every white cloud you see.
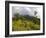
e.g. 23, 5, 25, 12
12, 6, 42, 18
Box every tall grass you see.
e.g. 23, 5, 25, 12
12, 13, 40, 31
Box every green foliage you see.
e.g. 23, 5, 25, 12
12, 13, 40, 31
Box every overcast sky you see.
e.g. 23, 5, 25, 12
12, 6, 42, 18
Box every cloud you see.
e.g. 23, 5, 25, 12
12, 6, 41, 18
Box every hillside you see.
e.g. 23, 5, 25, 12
12, 13, 40, 31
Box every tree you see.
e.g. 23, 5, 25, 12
34, 11, 37, 17
14, 13, 19, 17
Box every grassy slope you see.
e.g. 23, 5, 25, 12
12, 14, 40, 31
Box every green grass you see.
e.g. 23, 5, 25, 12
12, 13, 40, 31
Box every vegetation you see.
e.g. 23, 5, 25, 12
12, 13, 40, 31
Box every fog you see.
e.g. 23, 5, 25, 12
12, 6, 42, 18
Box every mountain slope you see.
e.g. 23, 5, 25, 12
12, 14, 40, 31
